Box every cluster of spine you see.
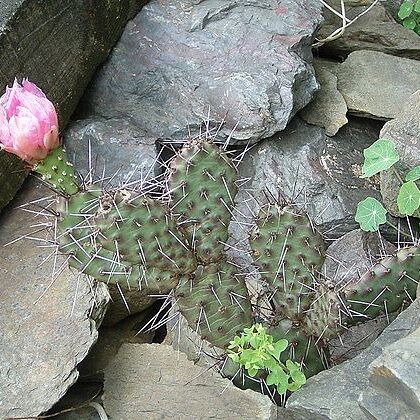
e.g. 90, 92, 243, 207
35, 139, 419, 380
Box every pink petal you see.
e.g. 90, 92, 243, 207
22, 79, 47, 99
43, 125, 59, 150
0, 108, 12, 147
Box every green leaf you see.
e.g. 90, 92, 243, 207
247, 367, 258, 377
288, 382, 301, 392
361, 138, 399, 178
228, 353, 239, 363
290, 369, 307, 386
355, 197, 387, 232
267, 366, 289, 395
397, 181, 420, 215
415, 0, 420, 12
403, 17, 417, 29
398, 1, 414, 19
405, 166, 420, 182
415, 25, 420, 35
269, 339, 288, 359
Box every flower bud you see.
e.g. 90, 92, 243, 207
0, 79, 59, 163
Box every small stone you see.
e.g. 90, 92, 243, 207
317, 1, 420, 60
337, 50, 420, 120
379, 91, 420, 218
103, 343, 278, 419
300, 62, 348, 136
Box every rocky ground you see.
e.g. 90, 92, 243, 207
0, 0, 419, 419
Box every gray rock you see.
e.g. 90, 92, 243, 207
380, 90, 420, 218
0, 0, 145, 212
300, 62, 348, 136
102, 284, 155, 326
79, 310, 155, 376
337, 51, 420, 120
103, 343, 278, 419
318, 1, 420, 60
82, 0, 323, 145
0, 152, 27, 215
284, 299, 420, 419
229, 117, 382, 271
323, 229, 396, 287
0, 180, 109, 418
64, 118, 159, 188
359, 327, 420, 419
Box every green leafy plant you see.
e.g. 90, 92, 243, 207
398, 0, 420, 34
356, 138, 420, 231
227, 324, 306, 395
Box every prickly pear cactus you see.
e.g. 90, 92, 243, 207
26, 136, 420, 387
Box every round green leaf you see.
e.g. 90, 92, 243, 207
397, 181, 420, 215
355, 197, 387, 232
403, 17, 417, 29
287, 382, 301, 392
290, 369, 307, 386
415, 0, 420, 12
398, 1, 414, 19
405, 166, 420, 182
361, 138, 399, 178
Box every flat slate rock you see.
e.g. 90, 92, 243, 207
64, 117, 159, 189
284, 299, 420, 419
103, 343, 278, 419
318, 1, 420, 60
82, 0, 323, 145
360, 327, 420, 419
0, 0, 144, 212
0, 180, 109, 418
300, 61, 348, 136
337, 50, 420, 120
379, 90, 420, 218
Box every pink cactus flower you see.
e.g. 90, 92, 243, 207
0, 79, 59, 164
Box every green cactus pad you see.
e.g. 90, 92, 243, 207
302, 285, 343, 341
250, 205, 325, 320
341, 246, 420, 324
34, 147, 79, 195
168, 141, 237, 264
175, 260, 253, 349
94, 193, 197, 274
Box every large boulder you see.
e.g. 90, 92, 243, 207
0, 0, 145, 212
81, 0, 323, 145
0, 180, 109, 418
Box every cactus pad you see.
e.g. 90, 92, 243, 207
34, 147, 78, 195
95, 192, 197, 274
175, 260, 253, 349
168, 141, 237, 264
341, 246, 420, 324
250, 205, 325, 320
